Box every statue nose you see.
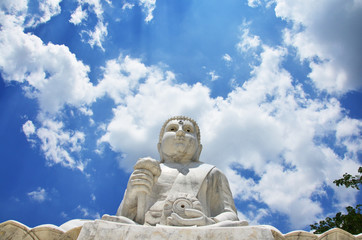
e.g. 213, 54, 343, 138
176, 129, 185, 137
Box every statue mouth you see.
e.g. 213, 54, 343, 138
175, 136, 185, 142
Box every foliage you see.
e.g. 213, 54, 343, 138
310, 167, 362, 234
310, 205, 362, 234
333, 167, 362, 190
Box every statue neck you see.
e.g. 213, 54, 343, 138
162, 156, 193, 165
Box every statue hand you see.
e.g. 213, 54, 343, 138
127, 168, 154, 199
167, 208, 216, 226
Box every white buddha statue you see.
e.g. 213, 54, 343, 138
104, 116, 246, 227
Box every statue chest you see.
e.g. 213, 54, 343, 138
144, 162, 214, 225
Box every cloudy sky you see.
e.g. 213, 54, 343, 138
1, 0, 361, 234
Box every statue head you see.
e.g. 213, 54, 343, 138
158, 116, 202, 163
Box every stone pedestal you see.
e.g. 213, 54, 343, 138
77, 220, 278, 240
1, 219, 361, 240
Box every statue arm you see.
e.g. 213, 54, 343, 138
116, 189, 137, 220
206, 168, 239, 223
116, 167, 155, 222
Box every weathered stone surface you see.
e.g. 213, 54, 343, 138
0, 220, 87, 240
0, 220, 35, 240
77, 220, 276, 240
283, 229, 362, 240
284, 230, 318, 240
116, 116, 243, 227
58, 227, 83, 240
1, 219, 361, 240
319, 228, 358, 240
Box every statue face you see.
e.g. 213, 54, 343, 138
160, 119, 199, 163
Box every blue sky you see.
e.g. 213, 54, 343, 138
1, 0, 361, 234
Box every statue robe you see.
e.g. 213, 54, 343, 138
117, 161, 238, 225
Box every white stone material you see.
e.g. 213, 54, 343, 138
0, 220, 86, 240
1, 219, 361, 239
116, 116, 244, 227
77, 220, 276, 240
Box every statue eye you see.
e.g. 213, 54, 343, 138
183, 126, 193, 133
167, 125, 178, 132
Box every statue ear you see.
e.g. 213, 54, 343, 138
157, 143, 164, 162
157, 142, 161, 153
194, 144, 203, 162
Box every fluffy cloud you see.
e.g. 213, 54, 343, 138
0, 0, 27, 15
69, 5, 88, 25
1, 3, 98, 172
336, 118, 362, 156
208, 70, 220, 81
273, 0, 362, 93
94, 55, 149, 103
70, 0, 108, 50
28, 187, 47, 202
0, 0, 61, 27
222, 54, 232, 63
121, 0, 156, 22
139, 0, 156, 22
237, 22, 261, 53
76, 205, 101, 219
23, 120, 36, 138
122, 3, 135, 10
0, 18, 94, 114
83, 20, 108, 51
34, 0, 61, 26
23, 119, 87, 171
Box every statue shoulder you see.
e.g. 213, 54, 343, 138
204, 165, 229, 182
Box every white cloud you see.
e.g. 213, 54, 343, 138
237, 23, 261, 53
0, 0, 27, 15
94, 55, 149, 103
238, 208, 270, 226
37, 0, 61, 24
208, 70, 220, 81
222, 54, 232, 63
247, 0, 262, 8
273, 0, 362, 93
336, 118, 362, 156
69, 5, 88, 25
122, 3, 135, 10
28, 187, 47, 202
24, 0, 62, 27
36, 119, 87, 171
76, 205, 100, 219
0, 18, 94, 114
0, 0, 61, 27
139, 0, 156, 22
83, 20, 108, 51
23, 120, 36, 138
61, 211, 68, 218
80, 0, 103, 18
0, 9, 99, 172
71, 0, 108, 50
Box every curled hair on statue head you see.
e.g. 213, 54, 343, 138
158, 116, 202, 163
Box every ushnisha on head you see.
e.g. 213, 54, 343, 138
158, 116, 202, 163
